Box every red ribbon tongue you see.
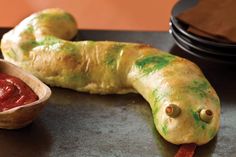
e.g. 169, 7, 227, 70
175, 143, 197, 157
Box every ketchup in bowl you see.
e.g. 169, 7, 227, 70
0, 73, 38, 112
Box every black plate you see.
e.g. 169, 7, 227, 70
170, 27, 236, 64
171, 0, 236, 48
170, 22, 236, 57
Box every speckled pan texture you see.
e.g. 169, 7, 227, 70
0, 27, 235, 157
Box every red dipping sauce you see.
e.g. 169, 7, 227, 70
0, 73, 38, 112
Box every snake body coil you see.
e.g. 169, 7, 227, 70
1, 9, 220, 145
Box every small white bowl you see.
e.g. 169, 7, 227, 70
0, 59, 51, 129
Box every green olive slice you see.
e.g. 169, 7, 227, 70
165, 104, 181, 118
199, 109, 213, 123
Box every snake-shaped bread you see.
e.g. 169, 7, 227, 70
1, 9, 220, 145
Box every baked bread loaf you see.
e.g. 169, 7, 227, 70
1, 9, 220, 145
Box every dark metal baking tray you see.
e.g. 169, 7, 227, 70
0, 28, 236, 157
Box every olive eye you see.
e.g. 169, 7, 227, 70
199, 109, 213, 123
165, 104, 181, 118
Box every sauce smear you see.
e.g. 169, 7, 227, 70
175, 143, 197, 157
0, 73, 38, 111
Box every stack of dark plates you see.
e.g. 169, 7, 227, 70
170, 0, 236, 64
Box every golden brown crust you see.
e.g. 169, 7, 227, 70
0, 9, 220, 144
